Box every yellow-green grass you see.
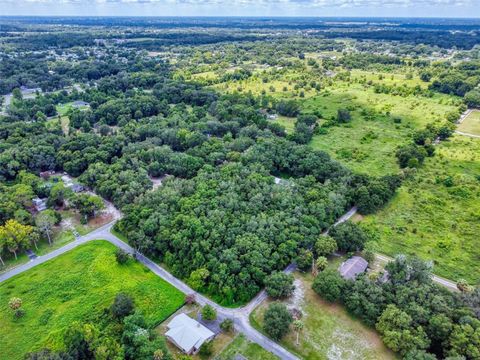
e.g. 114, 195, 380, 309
45, 116, 69, 135
302, 85, 458, 176
275, 115, 296, 133
0, 241, 185, 360
250, 272, 396, 360
217, 334, 279, 360
349, 69, 428, 88
364, 135, 480, 284
457, 110, 480, 136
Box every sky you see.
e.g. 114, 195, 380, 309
0, 0, 479, 18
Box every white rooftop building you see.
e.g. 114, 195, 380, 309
165, 313, 215, 355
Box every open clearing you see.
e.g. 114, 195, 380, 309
302, 86, 458, 176
364, 135, 480, 284
250, 273, 395, 360
0, 241, 185, 360
457, 109, 480, 136
218, 334, 279, 360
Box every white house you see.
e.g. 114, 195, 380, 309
165, 313, 215, 355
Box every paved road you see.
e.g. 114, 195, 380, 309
0, 219, 299, 360
455, 130, 480, 139
0, 206, 357, 359
0, 204, 460, 358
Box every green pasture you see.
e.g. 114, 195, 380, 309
0, 241, 184, 360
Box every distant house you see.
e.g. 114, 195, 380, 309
165, 313, 215, 355
274, 177, 291, 186
32, 198, 47, 212
39, 170, 55, 180
338, 256, 368, 280
72, 100, 90, 108
61, 175, 73, 186
70, 184, 84, 193
20, 86, 42, 95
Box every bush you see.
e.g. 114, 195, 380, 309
199, 341, 213, 357
263, 302, 293, 341
264, 272, 295, 299
316, 256, 328, 272
201, 304, 217, 321
220, 318, 234, 333
110, 292, 134, 320
312, 269, 345, 302
337, 109, 351, 123
115, 248, 130, 264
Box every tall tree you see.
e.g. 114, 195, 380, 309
35, 210, 57, 246
0, 219, 33, 259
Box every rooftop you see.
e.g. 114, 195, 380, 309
339, 256, 368, 280
166, 313, 215, 354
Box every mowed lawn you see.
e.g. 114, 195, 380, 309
364, 135, 480, 284
250, 273, 396, 360
218, 334, 279, 360
458, 109, 480, 136
0, 241, 185, 360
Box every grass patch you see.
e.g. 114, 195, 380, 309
458, 109, 480, 136
217, 334, 279, 360
364, 135, 480, 284
0, 240, 185, 360
250, 272, 396, 360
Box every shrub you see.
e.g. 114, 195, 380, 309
110, 292, 134, 320
201, 304, 217, 321
199, 341, 213, 357
115, 248, 130, 264
220, 318, 234, 333
336, 109, 351, 123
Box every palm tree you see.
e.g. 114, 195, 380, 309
293, 319, 304, 346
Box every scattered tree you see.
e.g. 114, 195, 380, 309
263, 302, 293, 341
110, 293, 135, 320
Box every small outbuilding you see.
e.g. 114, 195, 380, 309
165, 313, 215, 355
338, 256, 368, 280
32, 198, 47, 212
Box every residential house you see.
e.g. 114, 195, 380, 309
338, 256, 368, 280
165, 313, 215, 355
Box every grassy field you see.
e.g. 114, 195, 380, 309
210, 61, 459, 176
217, 334, 279, 360
250, 272, 395, 360
457, 110, 480, 136
364, 135, 480, 284
302, 86, 459, 176
0, 241, 185, 360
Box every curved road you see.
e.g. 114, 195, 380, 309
0, 205, 458, 358
0, 220, 299, 360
